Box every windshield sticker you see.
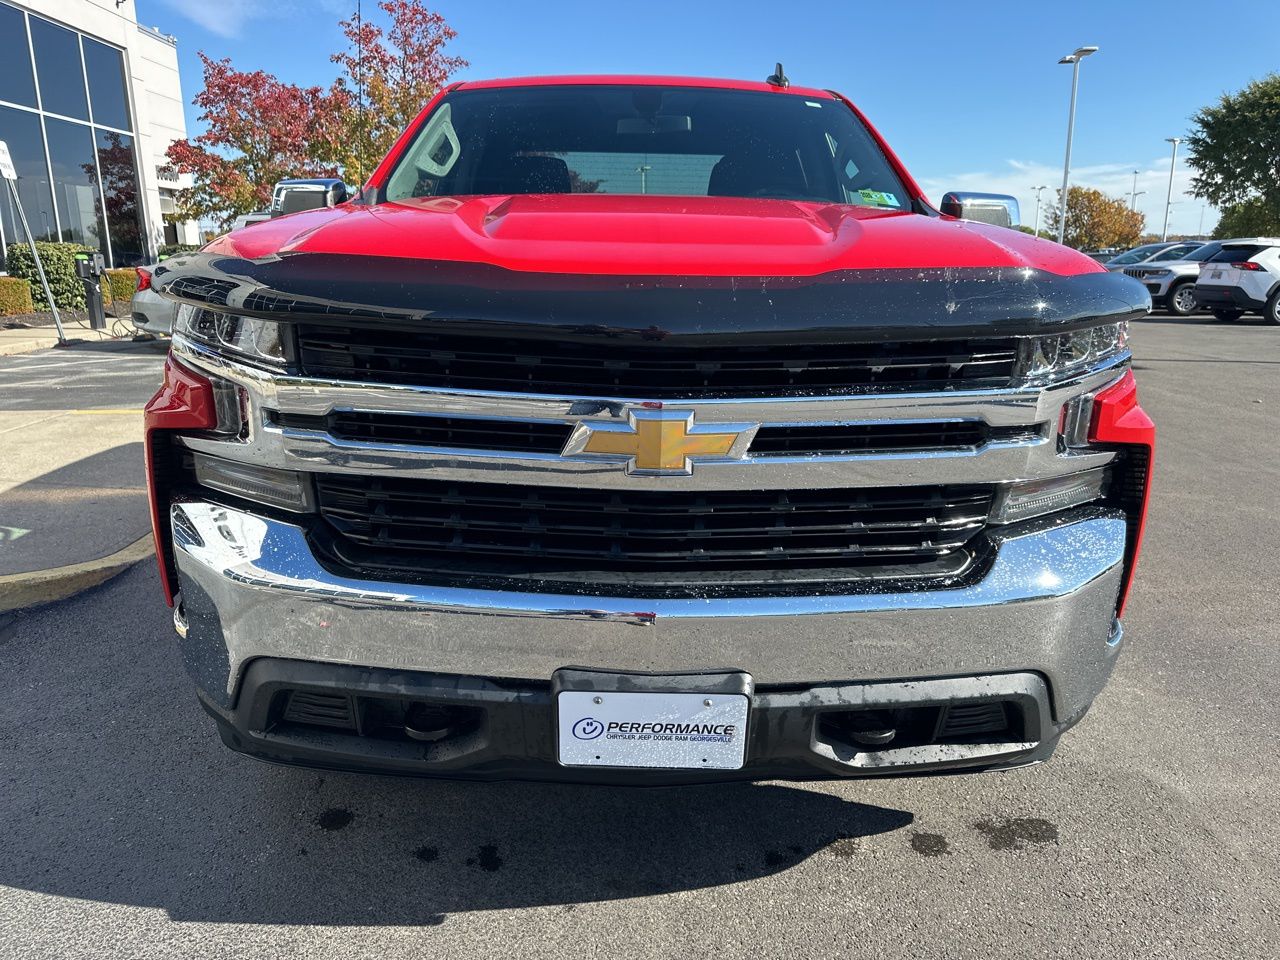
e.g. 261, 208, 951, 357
804, 100, 823, 108
858, 189, 901, 207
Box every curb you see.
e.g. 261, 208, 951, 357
0, 329, 117, 357
0, 535, 154, 613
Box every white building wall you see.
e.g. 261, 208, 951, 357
12, 0, 199, 252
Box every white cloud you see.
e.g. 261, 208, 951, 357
157, 0, 264, 38
917, 156, 1217, 239
158, 0, 349, 39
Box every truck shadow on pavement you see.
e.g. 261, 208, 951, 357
0, 443, 147, 576
0, 564, 914, 926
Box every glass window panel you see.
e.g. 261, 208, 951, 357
82, 38, 130, 131
29, 16, 88, 121
0, 4, 37, 108
0, 104, 57, 245
95, 129, 145, 266
44, 116, 105, 254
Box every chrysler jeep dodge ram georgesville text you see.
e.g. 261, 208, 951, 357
144, 74, 1154, 784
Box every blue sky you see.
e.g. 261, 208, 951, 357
140, 0, 1280, 236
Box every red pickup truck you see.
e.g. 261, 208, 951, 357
145, 73, 1153, 784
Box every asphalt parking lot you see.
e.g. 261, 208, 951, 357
1, 315, 1277, 959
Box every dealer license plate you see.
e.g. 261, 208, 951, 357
557, 690, 749, 769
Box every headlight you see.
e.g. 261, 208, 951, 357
1145, 269, 1171, 278
175, 303, 285, 367
1016, 321, 1128, 384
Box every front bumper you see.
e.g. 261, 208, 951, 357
172, 499, 1127, 781
130, 289, 175, 336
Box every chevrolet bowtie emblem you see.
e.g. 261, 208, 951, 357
564, 408, 758, 476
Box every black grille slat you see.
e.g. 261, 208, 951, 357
275, 411, 570, 454
295, 325, 1020, 398
752, 422, 990, 455
314, 477, 993, 571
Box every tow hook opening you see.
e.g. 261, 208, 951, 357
274, 689, 484, 745
403, 702, 476, 742
818, 699, 1022, 755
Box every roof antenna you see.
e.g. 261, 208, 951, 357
766, 62, 790, 88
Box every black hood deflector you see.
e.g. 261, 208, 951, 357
153, 252, 1149, 345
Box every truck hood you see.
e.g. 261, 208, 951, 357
1126, 259, 1203, 275
158, 195, 1149, 343
205, 194, 1100, 278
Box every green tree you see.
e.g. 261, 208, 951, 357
1186, 73, 1280, 236
1213, 198, 1280, 239
1046, 187, 1145, 250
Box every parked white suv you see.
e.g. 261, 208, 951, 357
1193, 239, 1280, 323
1121, 241, 1221, 316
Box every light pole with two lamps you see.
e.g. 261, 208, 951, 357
1056, 45, 1099, 246
1161, 137, 1182, 241
1031, 185, 1049, 236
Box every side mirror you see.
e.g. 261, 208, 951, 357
328, 181, 350, 205
272, 179, 352, 216
940, 192, 1020, 229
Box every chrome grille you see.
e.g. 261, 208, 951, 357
272, 410, 1029, 457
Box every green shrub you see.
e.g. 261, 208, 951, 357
157, 243, 198, 259
3, 242, 91, 310
0, 276, 34, 316
103, 267, 138, 308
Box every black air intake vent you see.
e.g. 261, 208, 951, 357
937, 702, 1011, 740
281, 691, 359, 732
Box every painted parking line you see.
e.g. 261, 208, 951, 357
1, 358, 134, 372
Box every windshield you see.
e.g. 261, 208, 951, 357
384, 84, 911, 208
1150, 244, 1198, 262
1183, 242, 1222, 262
1108, 244, 1167, 265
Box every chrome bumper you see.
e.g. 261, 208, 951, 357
172, 499, 1126, 723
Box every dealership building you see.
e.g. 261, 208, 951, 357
0, 0, 198, 270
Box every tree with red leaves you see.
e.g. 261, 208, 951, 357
165, 54, 351, 227
331, 1, 467, 184
165, 3, 465, 227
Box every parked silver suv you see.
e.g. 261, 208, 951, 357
1120, 241, 1221, 316
1104, 241, 1203, 273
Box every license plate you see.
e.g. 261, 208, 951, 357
557, 690, 749, 769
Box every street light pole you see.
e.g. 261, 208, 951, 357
1161, 137, 1181, 241
1056, 46, 1098, 246
1129, 170, 1140, 210
1032, 185, 1048, 236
